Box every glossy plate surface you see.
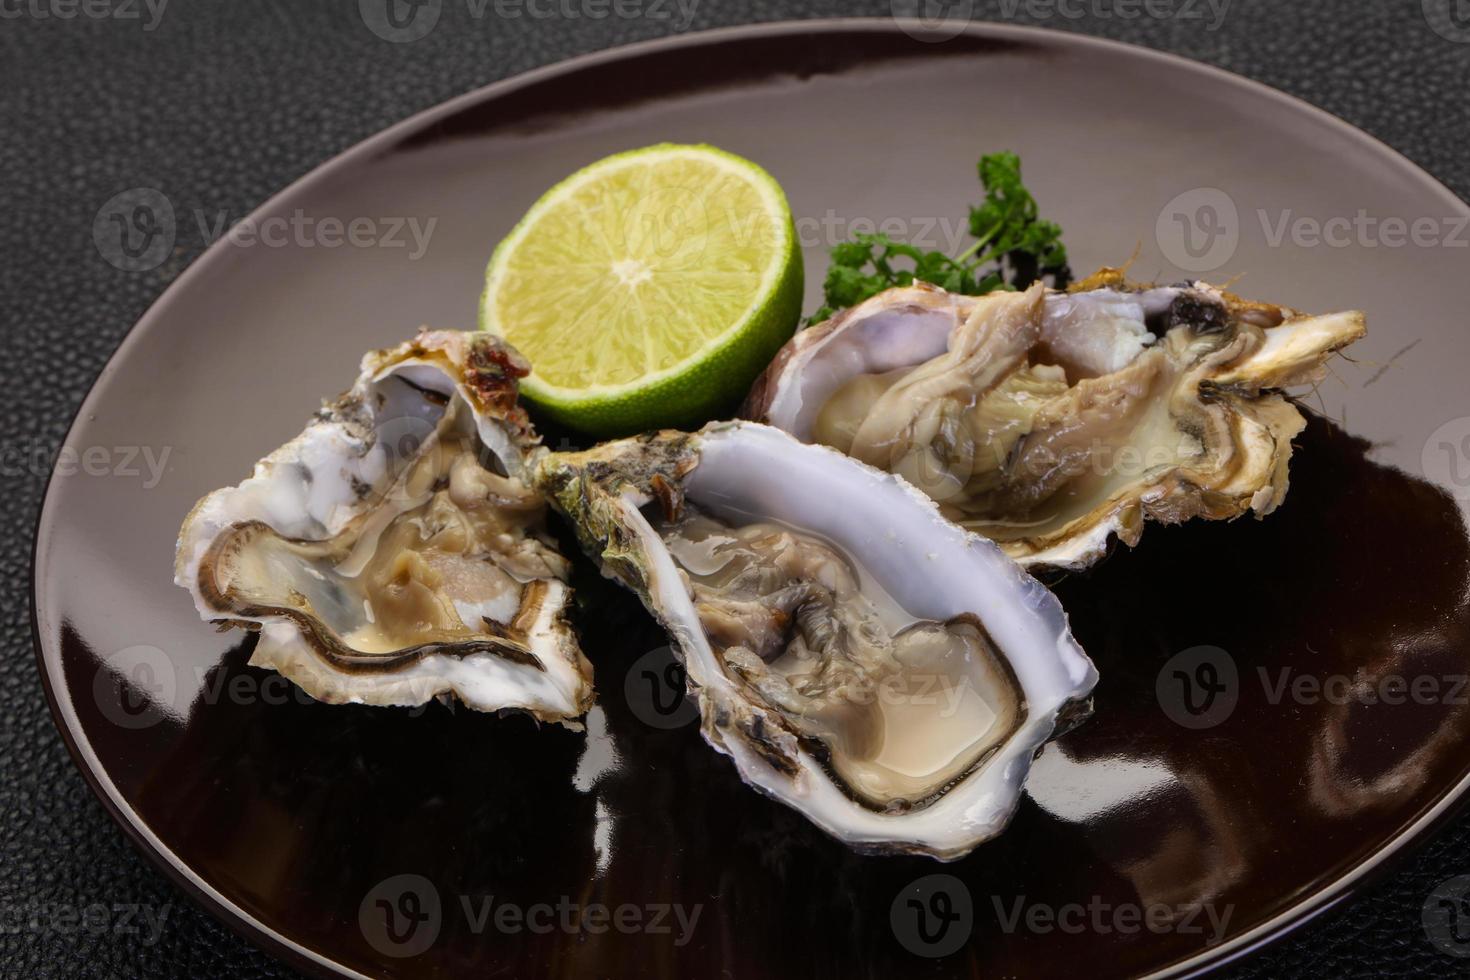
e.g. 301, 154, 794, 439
32, 20, 1470, 979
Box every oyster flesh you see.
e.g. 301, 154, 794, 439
175, 330, 594, 723
534, 421, 1096, 859
744, 269, 1367, 569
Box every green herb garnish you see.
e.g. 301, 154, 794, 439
809, 151, 1071, 323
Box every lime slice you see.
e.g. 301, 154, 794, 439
480, 143, 803, 435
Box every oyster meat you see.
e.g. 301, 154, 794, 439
175, 331, 594, 723
534, 421, 1096, 859
744, 269, 1367, 568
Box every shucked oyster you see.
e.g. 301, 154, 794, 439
745, 270, 1367, 569
175, 331, 594, 724
534, 421, 1096, 859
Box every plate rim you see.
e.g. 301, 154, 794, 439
29, 17, 1470, 979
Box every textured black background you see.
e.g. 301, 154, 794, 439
6, 1, 1470, 977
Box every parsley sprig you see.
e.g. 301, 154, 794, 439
810, 152, 1071, 323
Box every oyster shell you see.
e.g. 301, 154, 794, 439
534, 421, 1096, 859
744, 269, 1366, 569
175, 330, 594, 724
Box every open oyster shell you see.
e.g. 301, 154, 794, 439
534, 421, 1096, 860
744, 269, 1366, 569
175, 330, 594, 724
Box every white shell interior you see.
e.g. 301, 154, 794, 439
762, 286, 1182, 444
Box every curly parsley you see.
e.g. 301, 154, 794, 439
809, 152, 1071, 323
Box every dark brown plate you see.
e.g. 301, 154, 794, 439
31, 19, 1470, 980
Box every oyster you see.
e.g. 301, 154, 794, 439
744, 270, 1367, 569
175, 330, 594, 724
534, 421, 1096, 859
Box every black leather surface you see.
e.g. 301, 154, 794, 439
5, 1, 1469, 976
